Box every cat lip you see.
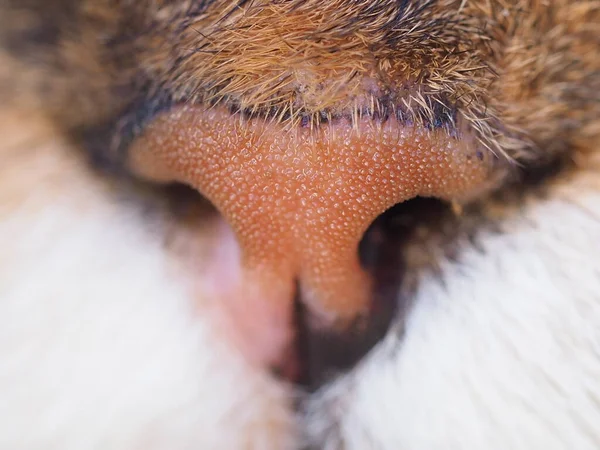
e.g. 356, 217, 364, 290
128, 103, 491, 371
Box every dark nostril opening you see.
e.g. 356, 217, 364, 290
294, 296, 398, 391
293, 197, 451, 390
293, 204, 410, 390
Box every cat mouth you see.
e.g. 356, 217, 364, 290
127, 103, 493, 381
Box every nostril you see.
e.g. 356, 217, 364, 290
294, 198, 450, 389
294, 297, 398, 390
294, 205, 406, 389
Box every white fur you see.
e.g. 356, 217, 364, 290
0, 123, 295, 450
305, 180, 600, 449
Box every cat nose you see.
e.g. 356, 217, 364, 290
129, 104, 490, 371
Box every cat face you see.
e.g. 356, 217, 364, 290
1, 0, 599, 448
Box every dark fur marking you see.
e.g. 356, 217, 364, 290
1, 0, 78, 58
77, 87, 174, 174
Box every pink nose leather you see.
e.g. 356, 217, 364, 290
129, 105, 490, 368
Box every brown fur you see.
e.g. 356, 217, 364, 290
1, 0, 599, 169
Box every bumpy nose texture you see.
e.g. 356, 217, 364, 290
130, 106, 490, 325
